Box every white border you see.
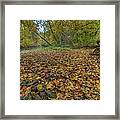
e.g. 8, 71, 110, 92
5, 5, 115, 115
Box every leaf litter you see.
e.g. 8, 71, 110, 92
20, 48, 100, 100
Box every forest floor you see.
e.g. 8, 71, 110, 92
20, 48, 100, 100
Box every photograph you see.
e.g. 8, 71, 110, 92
20, 20, 100, 100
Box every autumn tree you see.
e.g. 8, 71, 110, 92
20, 20, 52, 49
20, 20, 39, 48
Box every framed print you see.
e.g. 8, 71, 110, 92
0, 0, 119, 119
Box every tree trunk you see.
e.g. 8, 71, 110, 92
48, 21, 58, 42
34, 32, 52, 46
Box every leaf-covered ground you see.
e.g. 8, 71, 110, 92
20, 48, 100, 100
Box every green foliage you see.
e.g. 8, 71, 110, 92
21, 39, 32, 48
20, 20, 39, 48
20, 20, 100, 49
49, 20, 100, 48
